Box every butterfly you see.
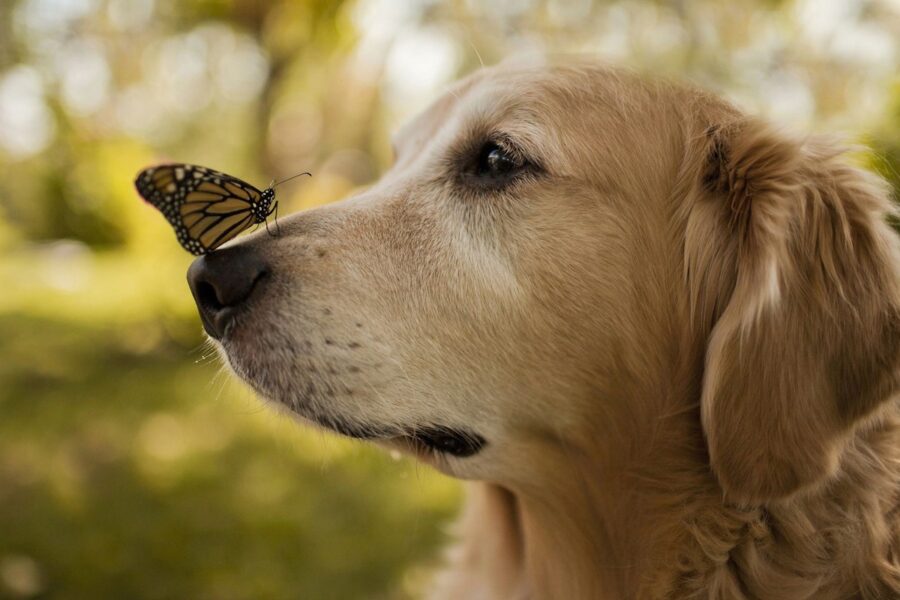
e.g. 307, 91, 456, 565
134, 163, 309, 255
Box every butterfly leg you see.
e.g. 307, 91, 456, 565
264, 202, 279, 238
274, 201, 281, 236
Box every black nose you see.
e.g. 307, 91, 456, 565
186, 246, 269, 339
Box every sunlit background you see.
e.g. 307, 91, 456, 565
0, 0, 898, 598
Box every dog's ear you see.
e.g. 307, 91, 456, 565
686, 118, 900, 504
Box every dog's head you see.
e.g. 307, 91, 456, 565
188, 63, 899, 500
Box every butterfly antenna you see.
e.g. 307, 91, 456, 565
261, 171, 306, 238
272, 171, 311, 188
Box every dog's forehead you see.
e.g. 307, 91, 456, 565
391, 66, 561, 154
391, 70, 485, 153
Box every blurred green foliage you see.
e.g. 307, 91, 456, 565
0, 314, 459, 600
0, 0, 897, 598
868, 81, 900, 205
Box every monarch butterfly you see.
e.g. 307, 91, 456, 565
134, 163, 309, 255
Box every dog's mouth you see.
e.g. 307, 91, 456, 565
311, 412, 486, 458
393, 427, 486, 458
216, 325, 486, 458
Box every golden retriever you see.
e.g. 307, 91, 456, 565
186, 62, 900, 599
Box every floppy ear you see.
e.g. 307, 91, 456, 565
686, 118, 900, 504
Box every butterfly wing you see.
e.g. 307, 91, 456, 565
135, 164, 264, 255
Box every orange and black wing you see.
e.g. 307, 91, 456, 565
134, 164, 264, 255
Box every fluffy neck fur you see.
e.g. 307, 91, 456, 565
432, 390, 900, 599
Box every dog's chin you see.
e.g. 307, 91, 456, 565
214, 340, 487, 459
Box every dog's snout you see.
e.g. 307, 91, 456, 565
187, 246, 269, 340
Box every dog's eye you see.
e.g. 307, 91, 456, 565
455, 137, 536, 193
460, 140, 531, 191
476, 142, 524, 178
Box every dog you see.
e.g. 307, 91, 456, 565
187, 62, 900, 599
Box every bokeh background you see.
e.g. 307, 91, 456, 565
0, 0, 898, 598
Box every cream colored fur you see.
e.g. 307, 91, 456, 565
214, 62, 900, 599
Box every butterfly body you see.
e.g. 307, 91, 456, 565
135, 163, 278, 255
